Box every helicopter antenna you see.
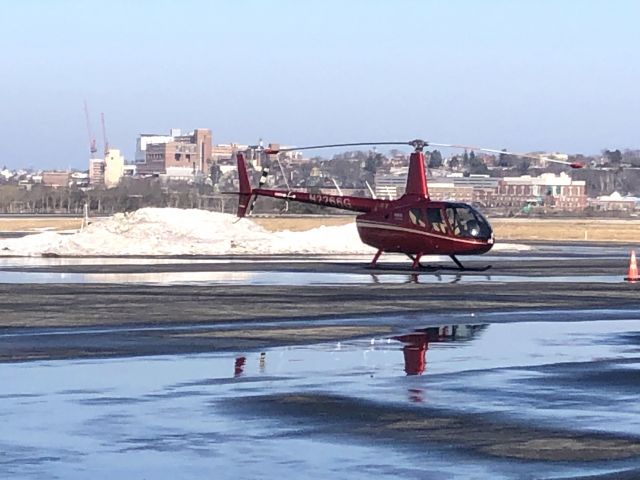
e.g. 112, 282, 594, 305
330, 178, 343, 196
365, 180, 377, 199
273, 156, 291, 211
274, 157, 291, 190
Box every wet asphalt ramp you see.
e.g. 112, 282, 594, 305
4, 319, 640, 478
2, 246, 640, 478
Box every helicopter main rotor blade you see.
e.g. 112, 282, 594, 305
427, 142, 584, 169
261, 139, 584, 169
265, 141, 409, 154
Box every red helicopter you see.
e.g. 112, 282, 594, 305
235, 139, 582, 270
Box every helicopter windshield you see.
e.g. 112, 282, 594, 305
445, 205, 492, 240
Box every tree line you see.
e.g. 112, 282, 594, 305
0, 178, 233, 215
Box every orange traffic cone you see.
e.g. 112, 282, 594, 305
625, 250, 638, 282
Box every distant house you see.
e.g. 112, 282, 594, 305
589, 191, 639, 212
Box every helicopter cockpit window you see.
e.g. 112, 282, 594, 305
445, 205, 492, 239
408, 208, 426, 228
426, 207, 447, 234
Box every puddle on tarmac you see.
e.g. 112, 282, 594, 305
0, 269, 629, 285
2, 319, 640, 478
0, 256, 375, 268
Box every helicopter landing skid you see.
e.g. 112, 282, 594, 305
404, 253, 440, 271
403, 254, 491, 272
438, 264, 492, 272
448, 254, 492, 272
367, 254, 491, 272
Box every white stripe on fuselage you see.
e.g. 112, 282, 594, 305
356, 220, 490, 246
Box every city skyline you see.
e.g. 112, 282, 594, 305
1, 0, 639, 169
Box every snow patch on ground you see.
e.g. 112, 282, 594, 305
0, 208, 530, 257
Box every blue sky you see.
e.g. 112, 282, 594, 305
1, 0, 639, 169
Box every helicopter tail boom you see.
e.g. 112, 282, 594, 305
234, 152, 387, 215
252, 188, 384, 213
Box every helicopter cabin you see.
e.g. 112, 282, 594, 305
404, 203, 492, 240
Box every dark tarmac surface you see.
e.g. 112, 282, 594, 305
2, 243, 640, 479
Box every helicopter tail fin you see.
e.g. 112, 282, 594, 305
236, 152, 253, 217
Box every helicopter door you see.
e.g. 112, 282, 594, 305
445, 205, 492, 239
425, 207, 448, 234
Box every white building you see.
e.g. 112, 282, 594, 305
374, 167, 408, 199
588, 191, 639, 212
104, 149, 125, 188
71, 171, 89, 187
123, 164, 136, 177
163, 166, 197, 182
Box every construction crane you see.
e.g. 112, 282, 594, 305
100, 112, 109, 157
83, 100, 98, 158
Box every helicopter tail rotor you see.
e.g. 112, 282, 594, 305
246, 166, 270, 216
236, 152, 272, 218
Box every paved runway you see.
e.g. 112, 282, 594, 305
1, 242, 640, 479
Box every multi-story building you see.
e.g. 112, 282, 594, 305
429, 175, 500, 205
212, 143, 249, 163
136, 128, 212, 178
377, 171, 501, 204
135, 129, 180, 163
374, 168, 408, 199
429, 182, 474, 203
496, 172, 586, 210
89, 158, 105, 185
173, 129, 212, 173
104, 149, 125, 188
375, 170, 586, 211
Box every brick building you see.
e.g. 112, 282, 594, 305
496, 173, 586, 211
137, 129, 212, 177
89, 159, 105, 185
375, 171, 586, 212
42, 171, 72, 188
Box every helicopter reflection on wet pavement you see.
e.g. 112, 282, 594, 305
394, 324, 488, 375
369, 272, 493, 284
234, 352, 268, 377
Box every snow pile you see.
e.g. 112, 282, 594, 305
0, 208, 530, 257
0, 208, 373, 256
